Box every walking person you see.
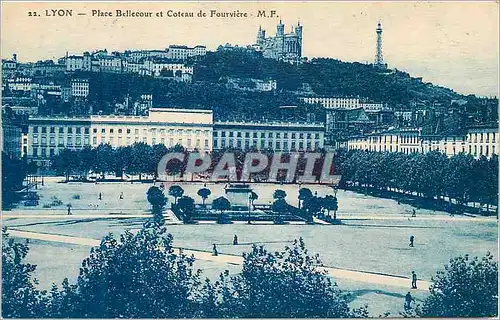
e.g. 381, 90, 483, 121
404, 292, 413, 311
212, 244, 218, 256
233, 234, 238, 245
411, 209, 416, 217
67, 206, 72, 215
409, 235, 415, 247
411, 271, 418, 289
99, 192, 102, 200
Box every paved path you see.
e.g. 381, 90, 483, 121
313, 217, 331, 225
3, 214, 152, 219
341, 214, 496, 222
4, 212, 494, 224
2, 210, 181, 225
8, 229, 431, 291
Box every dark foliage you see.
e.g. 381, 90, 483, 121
198, 238, 368, 318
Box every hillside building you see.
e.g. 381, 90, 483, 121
255, 20, 303, 64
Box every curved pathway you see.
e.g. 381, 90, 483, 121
8, 228, 431, 291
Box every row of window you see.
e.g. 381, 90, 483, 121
93, 136, 210, 149
33, 135, 89, 146
31, 126, 211, 136
214, 139, 320, 151
94, 128, 211, 135
469, 145, 496, 157
469, 132, 497, 143
363, 136, 419, 144
214, 131, 320, 139
348, 144, 497, 158
361, 133, 498, 145
32, 127, 89, 134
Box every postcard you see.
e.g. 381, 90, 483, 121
1, 1, 498, 318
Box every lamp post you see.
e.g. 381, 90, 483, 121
247, 193, 252, 224
332, 185, 338, 197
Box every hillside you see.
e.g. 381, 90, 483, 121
81, 71, 321, 122
194, 50, 463, 106
73, 50, 496, 125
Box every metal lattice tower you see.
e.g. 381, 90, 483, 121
375, 21, 385, 68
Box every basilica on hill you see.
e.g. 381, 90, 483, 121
255, 20, 303, 64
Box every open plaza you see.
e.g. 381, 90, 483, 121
2, 179, 497, 316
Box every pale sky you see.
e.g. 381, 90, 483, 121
1, 1, 498, 97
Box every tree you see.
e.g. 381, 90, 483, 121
147, 186, 167, 223
444, 153, 474, 207
51, 148, 79, 182
114, 146, 132, 178
46, 278, 79, 318
197, 188, 211, 207
249, 191, 258, 208
418, 253, 498, 318
61, 225, 202, 318
212, 196, 231, 213
2, 227, 47, 317
177, 196, 195, 223
271, 199, 289, 214
298, 187, 313, 209
303, 196, 323, 217
199, 238, 368, 318
273, 189, 287, 200
93, 143, 115, 179
151, 144, 168, 178
323, 195, 339, 220
2, 153, 27, 208
168, 185, 184, 204
129, 143, 153, 180
78, 146, 96, 179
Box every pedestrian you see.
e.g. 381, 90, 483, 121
409, 235, 415, 247
67, 206, 72, 215
212, 244, 218, 256
233, 234, 238, 245
99, 192, 102, 200
404, 292, 413, 310
411, 209, 416, 217
411, 271, 417, 289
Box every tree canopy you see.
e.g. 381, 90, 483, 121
198, 238, 368, 318
419, 253, 498, 317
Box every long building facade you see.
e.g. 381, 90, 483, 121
347, 126, 499, 159
25, 109, 326, 166
89, 108, 213, 150
26, 108, 213, 166
213, 121, 324, 151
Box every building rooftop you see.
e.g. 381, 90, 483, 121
150, 108, 212, 114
